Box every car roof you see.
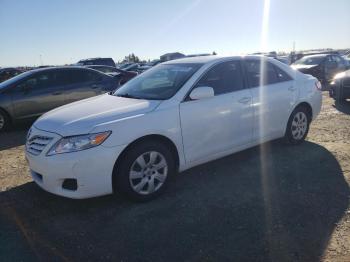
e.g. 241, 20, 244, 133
301, 54, 330, 58
27, 66, 96, 74
163, 55, 275, 65
78, 58, 113, 62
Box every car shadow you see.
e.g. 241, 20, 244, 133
0, 122, 32, 151
0, 141, 348, 261
334, 100, 350, 115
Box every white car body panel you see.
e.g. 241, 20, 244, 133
26, 56, 322, 199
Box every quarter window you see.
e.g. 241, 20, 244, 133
274, 65, 293, 82
195, 61, 244, 95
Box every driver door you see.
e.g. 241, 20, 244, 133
179, 60, 254, 163
12, 71, 66, 119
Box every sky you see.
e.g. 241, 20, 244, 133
0, 0, 349, 67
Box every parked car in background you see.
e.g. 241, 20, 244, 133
117, 63, 134, 69
123, 63, 142, 73
343, 53, 350, 68
0, 67, 119, 131
138, 60, 162, 72
25, 56, 321, 201
85, 65, 137, 85
291, 54, 348, 83
289, 51, 339, 64
77, 57, 116, 67
0, 67, 23, 83
329, 70, 350, 102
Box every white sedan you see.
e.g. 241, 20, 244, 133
26, 56, 322, 201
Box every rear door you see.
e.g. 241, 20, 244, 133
244, 59, 297, 141
12, 70, 66, 119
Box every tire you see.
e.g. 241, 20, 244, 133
284, 106, 311, 145
335, 84, 345, 103
0, 109, 9, 132
114, 140, 175, 201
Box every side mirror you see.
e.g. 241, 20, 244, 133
189, 86, 214, 100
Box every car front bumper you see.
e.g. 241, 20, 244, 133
26, 126, 126, 199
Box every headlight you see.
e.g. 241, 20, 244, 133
47, 131, 111, 156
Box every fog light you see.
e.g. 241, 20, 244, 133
62, 179, 78, 191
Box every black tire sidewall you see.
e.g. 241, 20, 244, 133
0, 110, 9, 132
285, 106, 310, 145
114, 141, 175, 201
335, 84, 344, 102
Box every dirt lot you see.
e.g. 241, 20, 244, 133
0, 92, 349, 262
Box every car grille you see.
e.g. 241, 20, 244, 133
26, 135, 53, 156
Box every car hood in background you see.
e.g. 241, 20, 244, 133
291, 64, 318, 71
34, 94, 161, 136
334, 70, 350, 79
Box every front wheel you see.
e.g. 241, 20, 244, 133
284, 106, 310, 145
114, 141, 175, 201
0, 110, 9, 132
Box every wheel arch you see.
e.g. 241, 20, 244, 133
292, 101, 313, 120
112, 134, 180, 191
0, 107, 12, 123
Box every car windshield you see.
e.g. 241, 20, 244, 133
0, 70, 32, 89
114, 63, 202, 100
294, 55, 326, 65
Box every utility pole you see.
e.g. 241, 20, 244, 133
293, 41, 296, 53
39, 54, 43, 66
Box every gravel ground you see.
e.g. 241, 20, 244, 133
0, 92, 349, 262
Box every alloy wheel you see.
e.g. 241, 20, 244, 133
291, 112, 308, 140
129, 151, 168, 195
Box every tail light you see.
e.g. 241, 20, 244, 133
315, 81, 322, 91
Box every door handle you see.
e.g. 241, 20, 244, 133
91, 84, 99, 89
288, 86, 296, 91
238, 97, 251, 104
52, 91, 62, 95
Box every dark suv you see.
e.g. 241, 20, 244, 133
291, 54, 348, 83
77, 58, 116, 67
0, 67, 118, 131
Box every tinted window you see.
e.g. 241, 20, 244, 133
51, 70, 70, 86
69, 69, 102, 83
18, 72, 56, 90
195, 61, 244, 95
333, 55, 345, 67
244, 60, 279, 87
294, 55, 326, 65
86, 71, 103, 81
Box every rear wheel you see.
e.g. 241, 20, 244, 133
0, 110, 9, 132
284, 106, 310, 145
114, 140, 175, 201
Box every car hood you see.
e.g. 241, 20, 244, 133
291, 64, 318, 70
334, 70, 350, 80
34, 94, 161, 136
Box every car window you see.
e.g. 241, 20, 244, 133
23, 72, 53, 89
333, 56, 345, 67
69, 69, 102, 83
51, 70, 71, 86
195, 61, 244, 95
87, 71, 103, 81
244, 60, 279, 87
114, 63, 201, 100
274, 65, 293, 82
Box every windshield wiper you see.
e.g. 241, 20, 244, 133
116, 93, 141, 99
